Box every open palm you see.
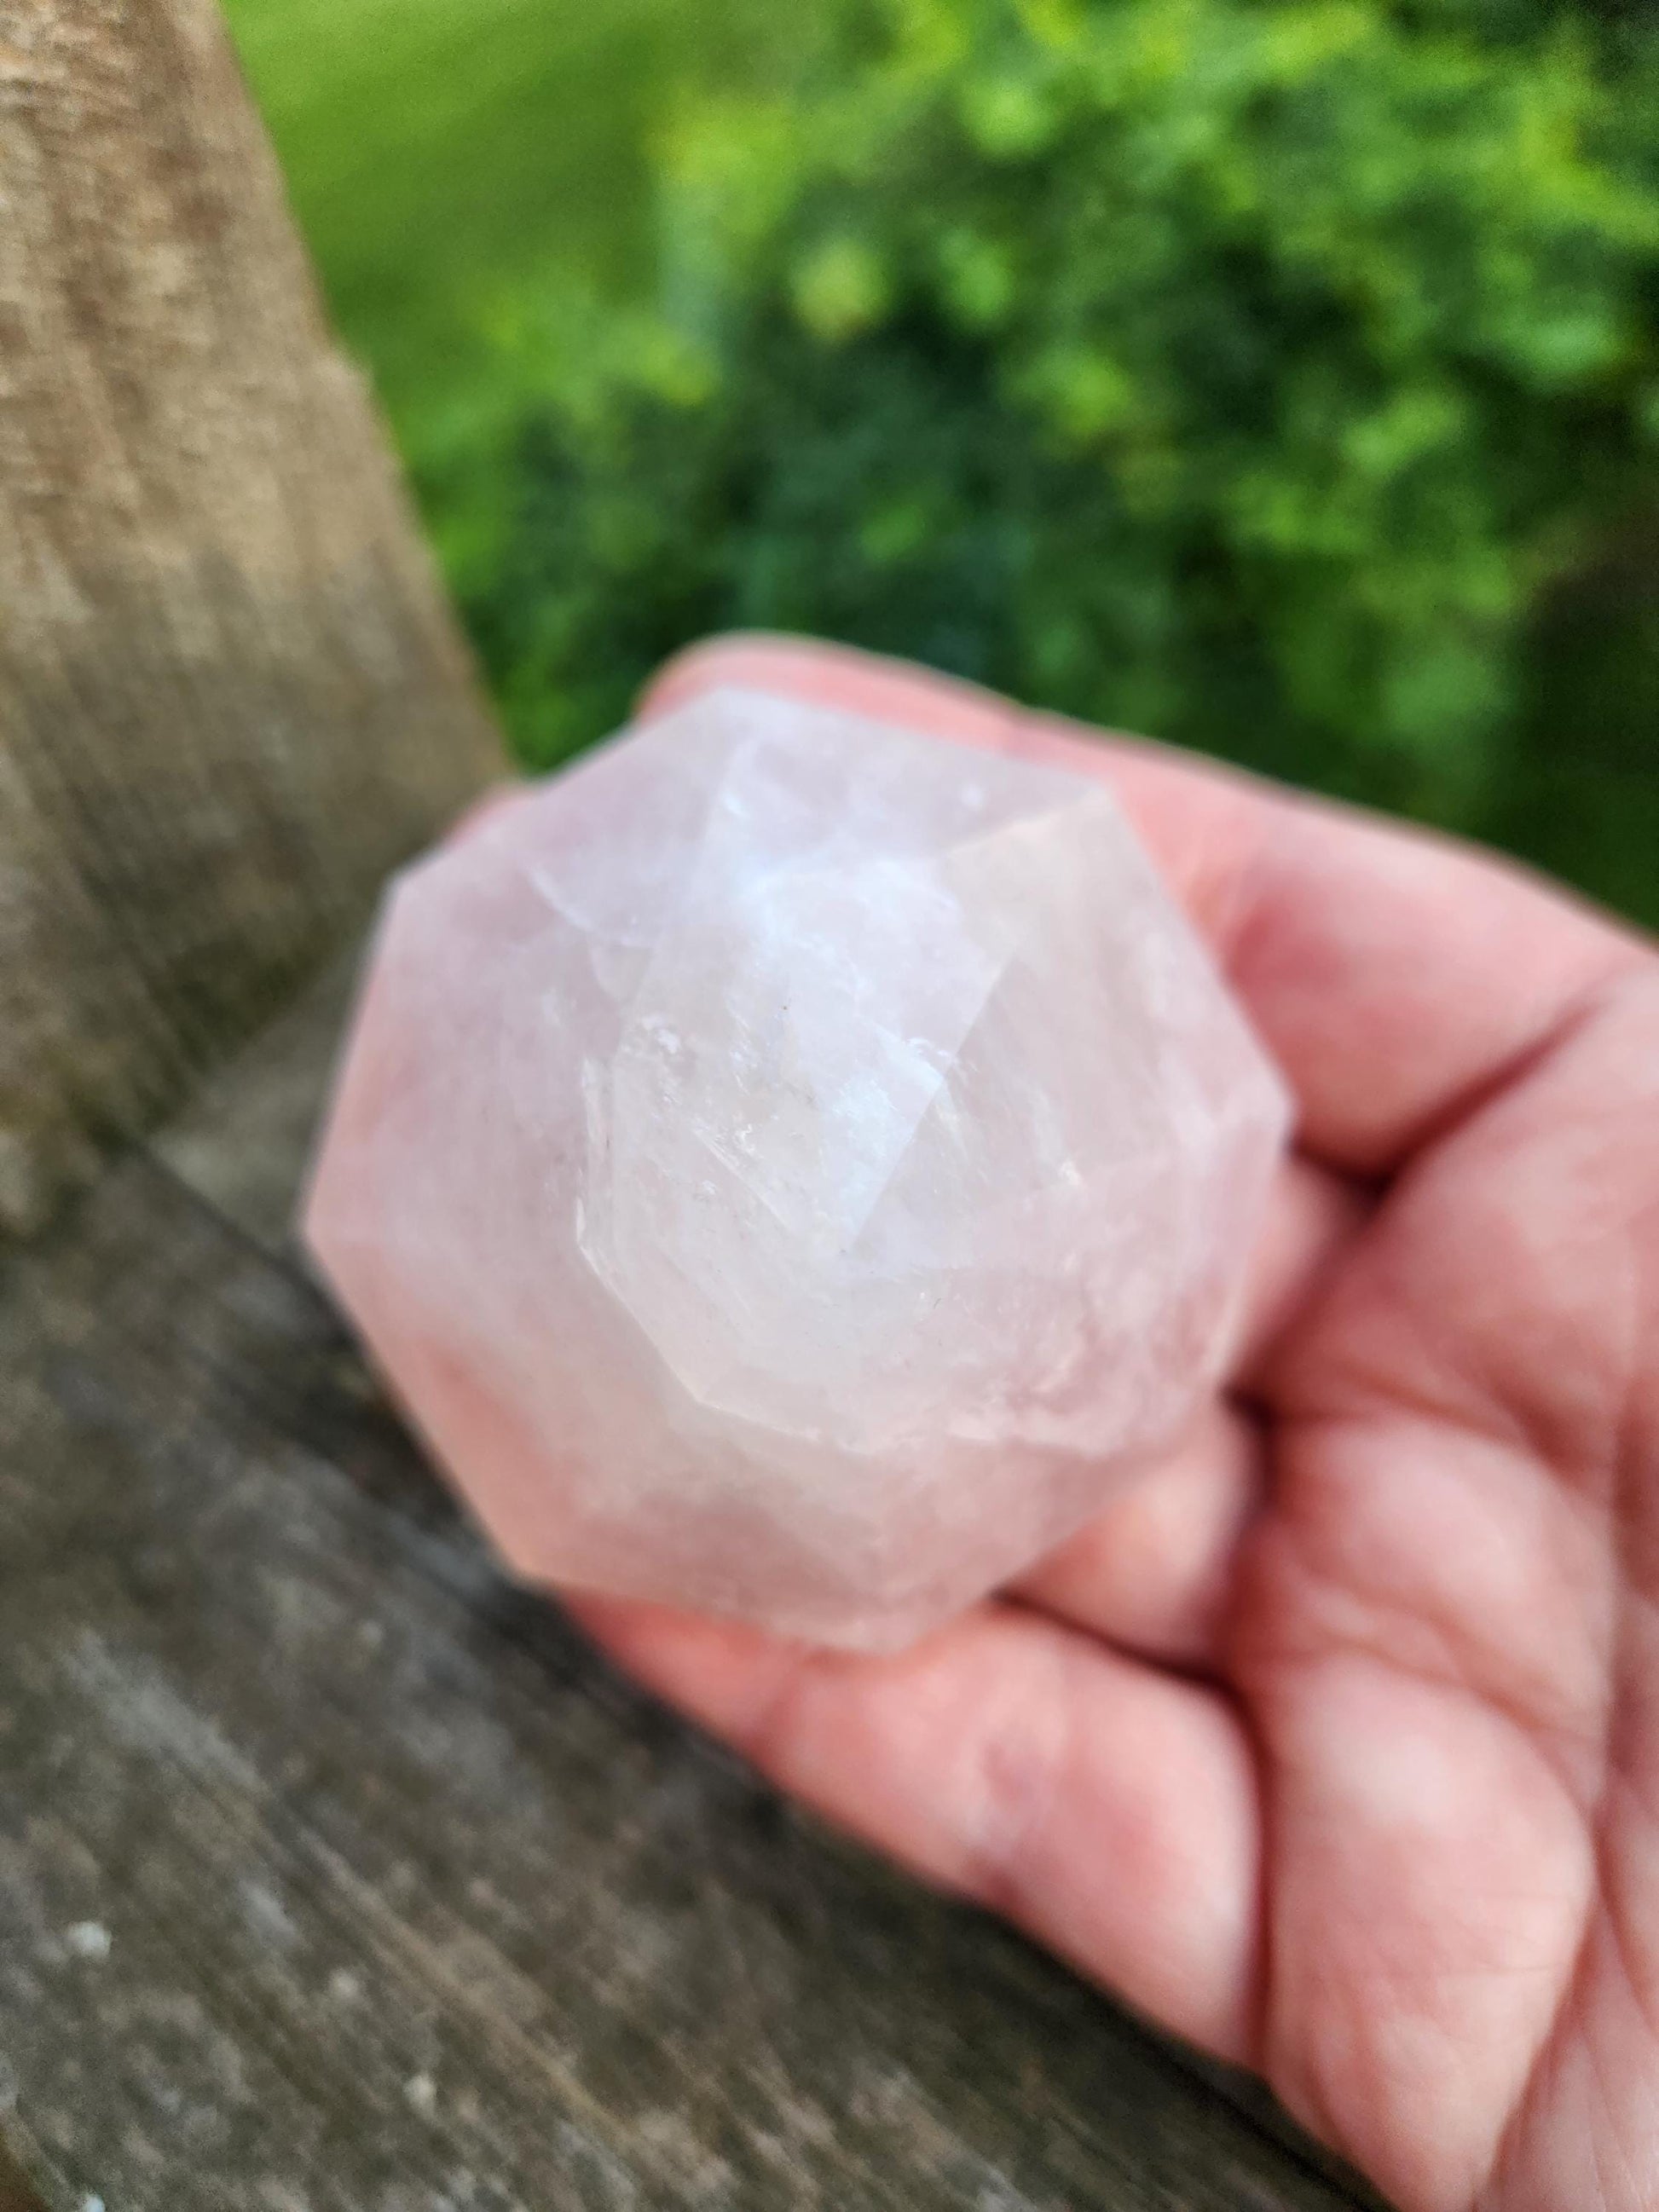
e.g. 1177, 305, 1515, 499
564, 637, 1659, 2212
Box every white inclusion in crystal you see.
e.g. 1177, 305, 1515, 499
303, 684, 1292, 1650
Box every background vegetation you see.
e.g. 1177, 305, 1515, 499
227, 0, 1658, 926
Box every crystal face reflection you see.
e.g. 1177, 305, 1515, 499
303, 687, 1291, 1649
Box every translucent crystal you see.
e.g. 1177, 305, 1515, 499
303, 687, 1290, 1649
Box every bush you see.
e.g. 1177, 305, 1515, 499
446, 0, 1659, 912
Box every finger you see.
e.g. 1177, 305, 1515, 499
1008, 1402, 1263, 1666
570, 1592, 1262, 2063
1234, 1150, 1371, 1389
639, 635, 1650, 1177
445, 780, 531, 848
640, 631, 1038, 748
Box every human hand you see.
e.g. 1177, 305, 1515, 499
566, 635, 1659, 2212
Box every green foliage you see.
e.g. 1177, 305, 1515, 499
222, 0, 786, 465
459, 0, 1659, 908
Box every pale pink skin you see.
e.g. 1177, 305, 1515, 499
460, 635, 1659, 2212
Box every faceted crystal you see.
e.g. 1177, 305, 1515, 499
303, 686, 1290, 1649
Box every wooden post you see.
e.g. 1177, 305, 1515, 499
0, 0, 506, 1238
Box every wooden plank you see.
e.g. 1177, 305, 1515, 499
0, 2133, 48, 2212
151, 942, 364, 1257
0, 1144, 1381, 2208
0, 0, 503, 1239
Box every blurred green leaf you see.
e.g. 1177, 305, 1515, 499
229, 0, 1659, 925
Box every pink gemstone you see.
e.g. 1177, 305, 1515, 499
303, 687, 1289, 1649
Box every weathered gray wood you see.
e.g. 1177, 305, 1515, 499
0, 0, 504, 1239
151, 939, 365, 1255
0, 1013, 1386, 2210
0, 2134, 47, 2212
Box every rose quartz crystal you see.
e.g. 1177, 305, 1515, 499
303, 685, 1289, 1649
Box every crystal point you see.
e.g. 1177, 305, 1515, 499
303, 686, 1290, 1649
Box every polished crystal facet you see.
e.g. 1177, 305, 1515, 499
303, 687, 1289, 1649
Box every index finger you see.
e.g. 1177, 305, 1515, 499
642, 634, 1650, 1177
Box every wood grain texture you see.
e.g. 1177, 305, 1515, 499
151, 939, 364, 1253
0, 989, 1388, 2212
0, 0, 504, 1239
0, 2134, 47, 2212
